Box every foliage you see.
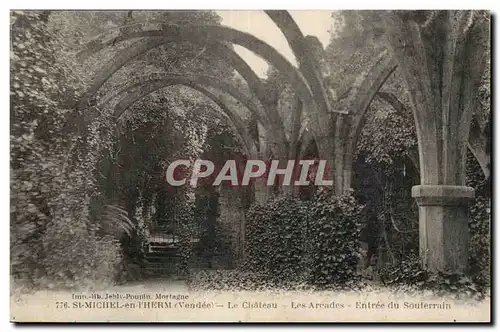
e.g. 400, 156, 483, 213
167, 188, 195, 278
194, 191, 234, 267
356, 94, 417, 166
466, 152, 491, 287
306, 189, 363, 286
378, 254, 486, 300
324, 11, 385, 101
244, 190, 362, 288
245, 195, 308, 285
377, 253, 426, 286
10, 11, 123, 289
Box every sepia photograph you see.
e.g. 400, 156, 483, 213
9, 8, 492, 323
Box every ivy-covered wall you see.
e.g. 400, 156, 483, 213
244, 190, 362, 288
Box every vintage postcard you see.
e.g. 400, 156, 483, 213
10, 9, 491, 323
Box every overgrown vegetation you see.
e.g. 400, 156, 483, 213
242, 191, 362, 289
11, 11, 122, 289
10, 10, 490, 298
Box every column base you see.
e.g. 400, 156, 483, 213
412, 185, 475, 273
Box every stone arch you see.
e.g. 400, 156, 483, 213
205, 43, 283, 129
113, 72, 269, 125
265, 10, 332, 120
342, 51, 398, 151
179, 43, 288, 156
377, 90, 490, 180
111, 69, 286, 156
297, 51, 397, 194
103, 76, 260, 157
76, 23, 317, 126
94, 40, 284, 146
335, 52, 398, 193
77, 25, 314, 159
262, 10, 402, 194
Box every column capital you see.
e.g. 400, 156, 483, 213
412, 185, 475, 206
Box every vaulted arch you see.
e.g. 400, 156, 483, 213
297, 51, 398, 194
377, 90, 490, 180
102, 73, 266, 157
94, 39, 283, 138
77, 23, 318, 128
336, 52, 398, 193
113, 73, 268, 124
104, 77, 258, 157
106, 72, 287, 156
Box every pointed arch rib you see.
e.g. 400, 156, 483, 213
377, 91, 490, 180
206, 43, 288, 146
265, 10, 332, 118
108, 78, 258, 157
344, 52, 398, 151
332, 51, 397, 194
77, 23, 316, 121
114, 72, 269, 128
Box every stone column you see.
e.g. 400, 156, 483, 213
412, 185, 475, 273
377, 10, 489, 274
218, 187, 246, 266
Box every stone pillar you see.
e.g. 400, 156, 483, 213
218, 187, 246, 266
376, 10, 489, 275
412, 185, 475, 273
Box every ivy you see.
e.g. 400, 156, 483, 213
244, 190, 362, 289
306, 189, 363, 287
